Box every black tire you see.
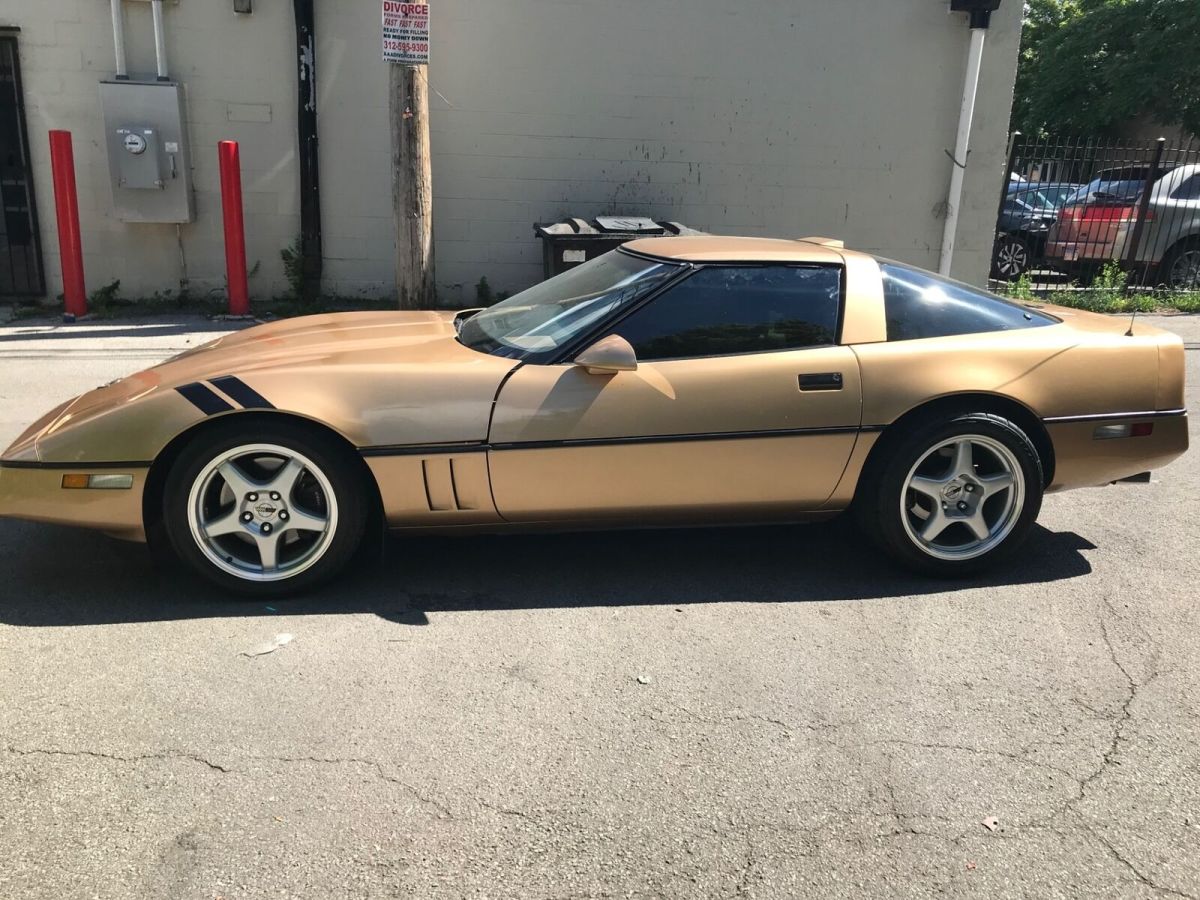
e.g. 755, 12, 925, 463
991, 234, 1030, 280
854, 414, 1044, 577
1161, 238, 1200, 289
161, 418, 369, 597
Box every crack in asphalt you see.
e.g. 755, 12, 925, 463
1, 746, 454, 819
672, 704, 853, 736
477, 799, 537, 822
1070, 809, 1197, 900
862, 738, 1079, 781
662, 606, 1194, 898
1036, 597, 1193, 900
3, 745, 230, 773
5, 598, 1194, 899
254, 755, 455, 819
734, 829, 758, 897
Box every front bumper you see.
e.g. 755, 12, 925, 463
0, 462, 148, 541
1045, 411, 1189, 492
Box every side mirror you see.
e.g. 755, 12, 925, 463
574, 334, 638, 375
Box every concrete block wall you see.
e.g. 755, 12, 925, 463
0, 0, 1021, 306
3, 0, 301, 302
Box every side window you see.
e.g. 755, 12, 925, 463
610, 265, 841, 361
879, 261, 1057, 342
1171, 173, 1200, 200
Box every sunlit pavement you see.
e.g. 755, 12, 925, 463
1, 315, 1198, 899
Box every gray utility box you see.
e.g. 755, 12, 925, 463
99, 80, 194, 223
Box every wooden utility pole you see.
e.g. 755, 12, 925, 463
293, 0, 322, 301
390, 64, 434, 309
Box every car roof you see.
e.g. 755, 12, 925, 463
1091, 164, 1177, 179
622, 235, 845, 264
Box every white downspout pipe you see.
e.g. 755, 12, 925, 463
938, 25, 986, 277
110, 0, 128, 79
151, 0, 170, 80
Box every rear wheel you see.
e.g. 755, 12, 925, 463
856, 414, 1043, 576
1162, 239, 1200, 289
162, 420, 368, 596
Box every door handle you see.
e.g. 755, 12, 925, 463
798, 372, 843, 391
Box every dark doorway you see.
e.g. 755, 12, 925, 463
0, 33, 45, 298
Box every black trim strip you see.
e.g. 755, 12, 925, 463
1043, 408, 1186, 424
210, 375, 275, 410
359, 441, 488, 458
176, 382, 234, 415
490, 425, 863, 451
358, 426, 886, 458
0, 459, 151, 470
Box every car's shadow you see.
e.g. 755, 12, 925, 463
0, 516, 1096, 627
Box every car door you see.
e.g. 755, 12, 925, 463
487, 264, 863, 523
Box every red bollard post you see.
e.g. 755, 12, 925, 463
218, 140, 250, 317
48, 130, 87, 319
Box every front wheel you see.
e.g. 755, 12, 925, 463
991, 234, 1030, 280
162, 420, 369, 596
856, 414, 1044, 576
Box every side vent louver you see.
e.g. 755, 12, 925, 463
420, 458, 477, 512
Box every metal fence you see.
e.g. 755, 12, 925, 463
988, 134, 1200, 294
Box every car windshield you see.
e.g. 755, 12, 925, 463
457, 251, 683, 359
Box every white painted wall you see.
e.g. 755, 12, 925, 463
0, 0, 1021, 306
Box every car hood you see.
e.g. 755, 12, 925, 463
157, 310, 465, 374
4, 311, 521, 464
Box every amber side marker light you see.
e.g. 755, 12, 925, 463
1094, 422, 1154, 440
61, 474, 134, 489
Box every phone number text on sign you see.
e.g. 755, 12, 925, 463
382, 0, 429, 64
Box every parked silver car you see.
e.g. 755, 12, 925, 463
1044, 164, 1200, 287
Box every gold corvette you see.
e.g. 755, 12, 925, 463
0, 236, 1188, 594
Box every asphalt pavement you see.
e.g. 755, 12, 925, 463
1, 314, 1198, 899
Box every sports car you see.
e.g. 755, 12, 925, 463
0, 236, 1188, 595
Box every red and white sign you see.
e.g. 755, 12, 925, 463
382, 1, 429, 65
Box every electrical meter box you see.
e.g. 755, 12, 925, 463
99, 80, 194, 223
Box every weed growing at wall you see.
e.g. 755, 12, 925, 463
997, 269, 1200, 314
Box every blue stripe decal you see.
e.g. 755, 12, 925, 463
176, 383, 234, 415
210, 375, 275, 410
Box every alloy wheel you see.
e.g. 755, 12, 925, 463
186, 443, 339, 582
1168, 249, 1200, 289
994, 237, 1029, 278
900, 434, 1025, 561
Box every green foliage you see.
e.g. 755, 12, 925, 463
1013, 0, 1200, 136
474, 277, 510, 306
88, 280, 123, 309
475, 276, 494, 306
1006, 272, 1037, 302
997, 266, 1200, 312
280, 238, 304, 299
1090, 259, 1130, 307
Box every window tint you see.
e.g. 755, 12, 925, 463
458, 251, 680, 359
610, 265, 841, 360
879, 262, 1056, 342
1171, 173, 1200, 200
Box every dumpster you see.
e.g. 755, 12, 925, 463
533, 216, 703, 279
